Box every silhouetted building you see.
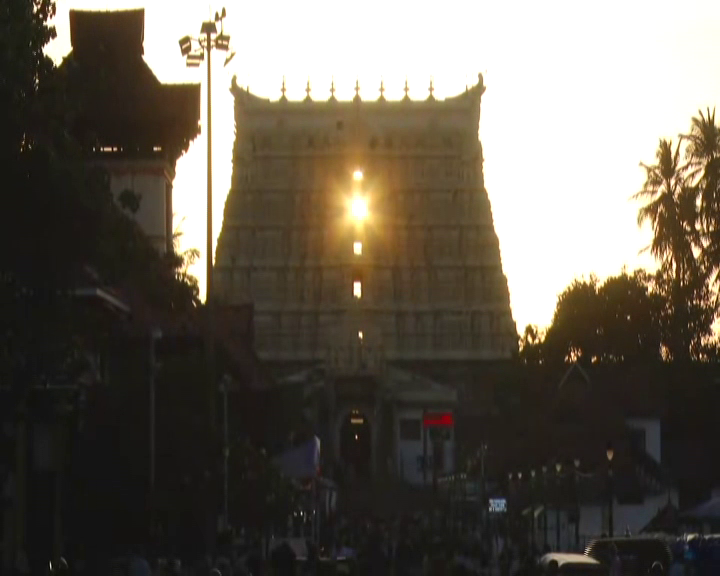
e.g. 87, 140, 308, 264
61, 9, 201, 252
2, 10, 201, 573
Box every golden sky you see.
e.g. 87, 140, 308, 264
48, 0, 720, 331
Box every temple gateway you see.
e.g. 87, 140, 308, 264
215, 75, 517, 485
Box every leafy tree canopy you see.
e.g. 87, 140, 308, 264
521, 270, 663, 365
519, 267, 717, 366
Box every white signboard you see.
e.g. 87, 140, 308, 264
488, 498, 507, 514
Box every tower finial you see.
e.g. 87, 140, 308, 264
428, 77, 435, 100
280, 76, 287, 101
354, 77, 361, 102
329, 76, 336, 100
403, 77, 410, 101
304, 78, 312, 101
379, 78, 386, 101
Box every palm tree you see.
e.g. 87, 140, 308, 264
681, 108, 720, 279
633, 139, 709, 360
632, 138, 699, 283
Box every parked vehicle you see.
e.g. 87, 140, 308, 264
585, 537, 672, 575
539, 553, 608, 575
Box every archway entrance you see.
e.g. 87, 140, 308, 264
339, 411, 371, 479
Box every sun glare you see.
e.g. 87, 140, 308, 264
350, 196, 368, 221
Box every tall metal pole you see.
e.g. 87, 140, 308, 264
222, 380, 229, 530
574, 469, 580, 551
205, 27, 217, 436
542, 467, 548, 550
149, 330, 160, 492
530, 472, 535, 553
480, 445, 486, 533
422, 409, 428, 487
555, 473, 561, 550
206, 27, 213, 309
608, 464, 614, 537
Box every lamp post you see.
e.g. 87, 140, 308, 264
573, 458, 580, 551
530, 469, 536, 553
542, 465, 548, 550
508, 472, 514, 541
555, 462, 562, 551
178, 8, 235, 531
479, 444, 488, 534
606, 443, 615, 538
517, 471, 523, 548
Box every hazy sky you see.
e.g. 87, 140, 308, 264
47, 0, 720, 331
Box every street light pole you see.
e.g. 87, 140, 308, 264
606, 443, 615, 538
555, 462, 562, 551
149, 329, 162, 492
542, 465, 548, 550
573, 458, 580, 551
179, 8, 234, 535
530, 469, 536, 553
221, 376, 230, 530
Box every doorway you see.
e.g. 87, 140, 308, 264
339, 411, 371, 479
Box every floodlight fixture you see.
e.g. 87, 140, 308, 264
178, 35, 193, 56
215, 33, 231, 51
186, 52, 204, 67
200, 20, 217, 36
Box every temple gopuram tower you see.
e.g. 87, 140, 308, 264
216, 75, 516, 367
216, 75, 516, 483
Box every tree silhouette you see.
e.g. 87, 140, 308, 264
527, 271, 666, 365
682, 108, 720, 282
633, 139, 698, 281
631, 112, 720, 359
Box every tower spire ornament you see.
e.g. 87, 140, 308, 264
329, 76, 336, 101
280, 76, 287, 101
428, 77, 435, 101
403, 77, 410, 101
354, 78, 361, 102
304, 78, 312, 102
378, 78, 386, 101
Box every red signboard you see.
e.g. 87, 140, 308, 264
423, 412, 454, 428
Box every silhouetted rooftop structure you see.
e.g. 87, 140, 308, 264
69, 9, 145, 57
61, 9, 200, 165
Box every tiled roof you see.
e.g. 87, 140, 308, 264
69, 10, 145, 57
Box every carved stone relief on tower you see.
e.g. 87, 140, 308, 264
217, 75, 516, 361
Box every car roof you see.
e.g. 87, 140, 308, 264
541, 553, 601, 566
